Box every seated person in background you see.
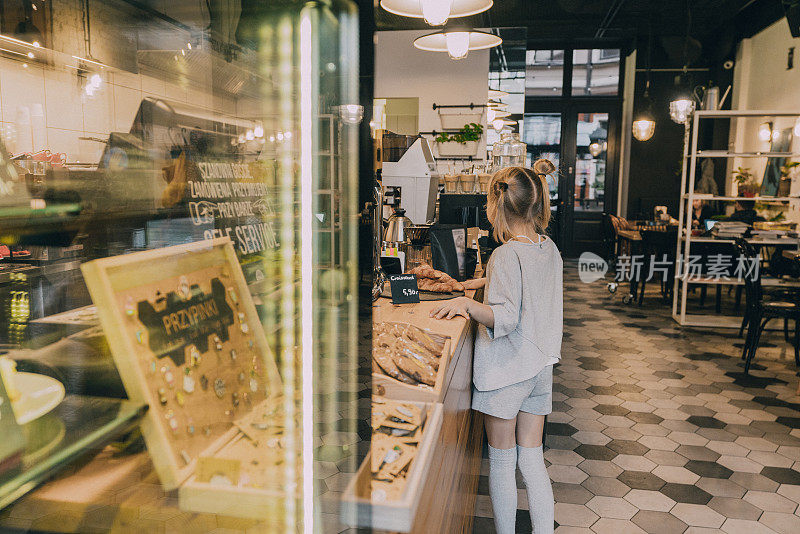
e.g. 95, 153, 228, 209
727, 199, 764, 225
691, 198, 713, 228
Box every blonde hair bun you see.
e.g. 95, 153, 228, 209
533, 158, 556, 176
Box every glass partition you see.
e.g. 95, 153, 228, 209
0, 1, 361, 531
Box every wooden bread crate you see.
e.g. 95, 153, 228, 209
82, 238, 294, 519
372, 337, 452, 403
372, 322, 452, 403
340, 400, 443, 532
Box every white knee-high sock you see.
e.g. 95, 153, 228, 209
488, 445, 518, 534
518, 445, 554, 534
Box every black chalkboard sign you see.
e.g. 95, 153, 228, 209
389, 274, 420, 304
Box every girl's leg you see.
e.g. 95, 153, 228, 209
485, 414, 519, 534
517, 412, 554, 534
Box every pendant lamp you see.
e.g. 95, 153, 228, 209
380, 0, 493, 26
413, 29, 501, 60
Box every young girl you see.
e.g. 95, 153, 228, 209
430, 160, 562, 534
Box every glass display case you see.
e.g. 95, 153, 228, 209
0, 0, 362, 531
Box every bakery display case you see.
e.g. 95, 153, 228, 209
81, 238, 286, 514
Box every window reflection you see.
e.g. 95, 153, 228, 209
574, 113, 608, 212
522, 113, 561, 200
572, 49, 620, 96
525, 49, 564, 96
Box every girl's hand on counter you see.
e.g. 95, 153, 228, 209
430, 296, 473, 320
429, 296, 494, 328
462, 277, 486, 290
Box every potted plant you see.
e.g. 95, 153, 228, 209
733, 167, 758, 197
779, 161, 799, 197
434, 123, 483, 157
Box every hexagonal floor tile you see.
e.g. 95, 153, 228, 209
695, 477, 747, 498
585, 496, 637, 520
743, 490, 798, 513
617, 470, 667, 491
623, 489, 677, 512
758, 511, 800, 534
591, 517, 647, 534
652, 466, 701, 485
659, 483, 713, 505
676, 445, 722, 462
574, 444, 618, 462
671, 503, 725, 528
631, 510, 688, 534
552, 482, 595, 505
760, 466, 800, 485
707, 497, 763, 521
554, 503, 599, 528
612, 455, 657, 472
684, 460, 734, 479
581, 476, 631, 498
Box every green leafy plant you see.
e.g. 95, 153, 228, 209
781, 161, 799, 177
733, 166, 755, 185
435, 123, 483, 144
733, 166, 758, 197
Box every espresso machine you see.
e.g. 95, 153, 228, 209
381, 137, 439, 224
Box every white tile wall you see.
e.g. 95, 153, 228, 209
44, 69, 84, 131
0, 57, 222, 163
113, 84, 142, 132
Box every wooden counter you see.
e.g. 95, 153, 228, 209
344, 293, 484, 534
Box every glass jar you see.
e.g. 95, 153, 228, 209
492, 132, 527, 170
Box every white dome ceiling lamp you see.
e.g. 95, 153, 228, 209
492, 118, 516, 132
380, 0, 494, 26
486, 108, 510, 122
413, 29, 502, 60
486, 99, 508, 110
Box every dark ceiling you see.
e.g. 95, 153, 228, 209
375, 0, 786, 66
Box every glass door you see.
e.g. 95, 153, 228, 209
525, 47, 623, 255
562, 106, 618, 255
523, 106, 618, 255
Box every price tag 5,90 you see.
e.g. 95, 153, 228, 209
389, 274, 420, 304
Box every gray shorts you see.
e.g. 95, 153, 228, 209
471, 365, 554, 419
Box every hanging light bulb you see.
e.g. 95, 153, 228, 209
589, 142, 603, 157
492, 118, 505, 132
632, 118, 656, 141
669, 98, 695, 124
420, 0, 453, 25
445, 31, 470, 60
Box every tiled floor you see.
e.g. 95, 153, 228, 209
472, 261, 800, 533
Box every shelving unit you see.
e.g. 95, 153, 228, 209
672, 110, 800, 327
